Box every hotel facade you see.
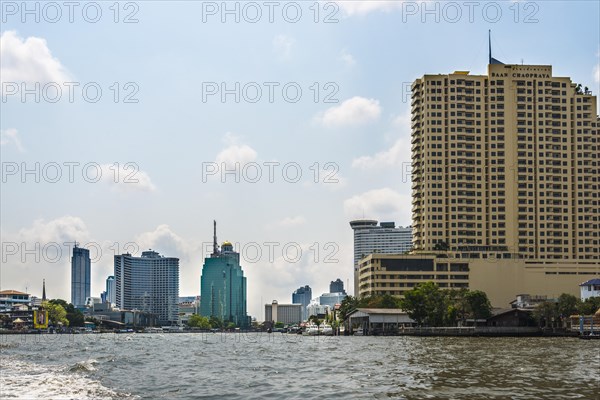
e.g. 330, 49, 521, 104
357, 60, 599, 305
114, 250, 180, 325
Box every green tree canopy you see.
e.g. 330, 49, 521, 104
401, 283, 493, 326
464, 290, 493, 320
338, 295, 359, 321
188, 314, 211, 329
49, 299, 84, 327
359, 294, 402, 309
578, 297, 600, 315
533, 301, 558, 328
556, 293, 578, 318
44, 301, 69, 327
208, 315, 223, 329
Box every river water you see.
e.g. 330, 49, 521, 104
1, 333, 598, 399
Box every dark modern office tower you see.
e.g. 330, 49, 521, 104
329, 278, 346, 295
71, 244, 91, 308
292, 285, 312, 321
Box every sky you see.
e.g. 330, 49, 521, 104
1, 0, 599, 319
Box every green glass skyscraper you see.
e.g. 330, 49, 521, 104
200, 221, 248, 327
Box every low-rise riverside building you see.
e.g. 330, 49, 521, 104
264, 300, 302, 325
357, 254, 469, 298
358, 253, 600, 308
579, 278, 600, 300
0, 290, 31, 311
88, 302, 157, 328
347, 308, 414, 335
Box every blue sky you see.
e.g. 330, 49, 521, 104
1, 0, 599, 318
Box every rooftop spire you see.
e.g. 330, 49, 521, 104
212, 220, 219, 257
488, 29, 492, 64
42, 279, 46, 301
488, 30, 504, 65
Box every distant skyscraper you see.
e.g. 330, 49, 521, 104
329, 278, 346, 295
114, 250, 179, 325
350, 220, 412, 295
319, 292, 347, 309
71, 244, 91, 308
106, 276, 115, 306
292, 285, 312, 321
200, 221, 248, 327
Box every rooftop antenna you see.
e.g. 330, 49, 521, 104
488, 29, 492, 64
488, 30, 504, 65
212, 220, 219, 256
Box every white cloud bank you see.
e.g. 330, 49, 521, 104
316, 96, 381, 127
277, 216, 307, 227
99, 163, 156, 193
352, 137, 411, 170
0, 30, 70, 84
215, 133, 258, 167
344, 188, 412, 225
352, 111, 412, 171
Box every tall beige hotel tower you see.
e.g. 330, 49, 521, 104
401, 40, 598, 306
355, 39, 598, 304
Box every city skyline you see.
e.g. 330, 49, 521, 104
2, 2, 599, 318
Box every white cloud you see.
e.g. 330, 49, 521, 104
352, 137, 412, 171
0, 216, 93, 299
336, 1, 404, 16
13, 215, 91, 245
272, 34, 294, 59
316, 96, 381, 127
0, 30, 70, 84
0, 128, 24, 152
215, 133, 258, 168
352, 110, 412, 170
344, 188, 412, 224
340, 49, 356, 66
134, 224, 193, 258
99, 163, 156, 193
277, 216, 307, 227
